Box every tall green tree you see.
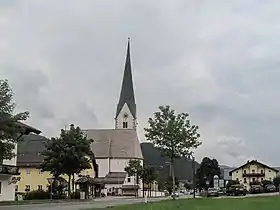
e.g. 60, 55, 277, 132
41, 124, 93, 196
140, 164, 157, 197
124, 159, 143, 197
144, 105, 201, 199
0, 79, 30, 161
195, 157, 221, 188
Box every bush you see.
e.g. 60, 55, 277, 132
24, 190, 49, 200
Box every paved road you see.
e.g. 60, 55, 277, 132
1, 197, 168, 210
2, 193, 278, 210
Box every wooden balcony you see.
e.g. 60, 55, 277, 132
0, 164, 20, 175
242, 172, 265, 177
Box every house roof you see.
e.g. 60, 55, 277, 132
16, 122, 41, 135
103, 172, 127, 184
17, 134, 49, 166
229, 160, 279, 175
115, 38, 136, 119
83, 129, 143, 159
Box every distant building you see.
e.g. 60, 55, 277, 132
229, 160, 279, 190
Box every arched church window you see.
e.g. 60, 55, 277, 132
123, 122, 128, 128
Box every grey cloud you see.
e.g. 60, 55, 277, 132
1, 0, 280, 166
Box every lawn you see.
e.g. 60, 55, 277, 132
93, 196, 280, 210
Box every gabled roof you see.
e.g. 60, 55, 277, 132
116, 38, 136, 119
17, 134, 49, 166
83, 129, 143, 159
229, 160, 279, 175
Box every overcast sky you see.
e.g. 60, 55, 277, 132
1, 0, 280, 167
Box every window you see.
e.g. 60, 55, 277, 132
127, 177, 131, 183
38, 169, 43, 174
269, 177, 272, 181
269, 170, 271, 172
25, 185, 30, 192
236, 171, 238, 174
252, 178, 255, 181
252, 170, 255, 173
15, 185, 18, 192
0, 182, 2, 194
243, 170, 246, 174
244, 178, 247, 183
236, 178, 239, 181
123, 122, 128, 128
261, 170, 264, 174
38, 185, 43, 190
261, 178, 264, 181
26, 168, 31, 175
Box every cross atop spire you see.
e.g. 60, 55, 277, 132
115, 38, 136, 119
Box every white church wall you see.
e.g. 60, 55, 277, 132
115, 103, 136, 129
96, 159, 109, 177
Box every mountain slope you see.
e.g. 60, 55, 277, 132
140, 142, 200, 181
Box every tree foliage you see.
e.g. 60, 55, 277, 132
141, 164, 157, 185
195, 157, 221, 188
261, 180, 273, 187
41, 124, 93, 195
0, 79, 30, 160
144, 105, 201, 159
144, 105, 201, 198
273, 176, 280, 190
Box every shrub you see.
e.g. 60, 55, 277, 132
24, 190, 49, 200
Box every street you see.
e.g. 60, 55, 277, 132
1, 193, 279, 210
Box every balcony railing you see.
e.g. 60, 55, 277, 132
0, 164, 20, 175
242, 172, 265, 177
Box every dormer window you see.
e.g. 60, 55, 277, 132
123, 122, 128, 128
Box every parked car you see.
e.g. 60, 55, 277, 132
226, 184, 247, 196
264, 184, 276, 193
250, 185, 263, 194
207, 188, 219, 197
170, 191, 184, 197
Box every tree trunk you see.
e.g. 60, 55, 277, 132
68, 175, 71, 198
171, 158, 176, 200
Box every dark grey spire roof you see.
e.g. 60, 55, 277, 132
116, 38, 136, 118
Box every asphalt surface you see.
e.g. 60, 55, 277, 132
1, 192, 279, 210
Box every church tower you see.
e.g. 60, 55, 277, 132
115, 38, 137, 130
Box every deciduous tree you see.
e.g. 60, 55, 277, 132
41, 124, 93, 196
124, 159, 143, 197
0, 79, 30, 161
195, 157, 221, 188
144, 105, 201, 199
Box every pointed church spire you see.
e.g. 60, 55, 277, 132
116, 38, 136, 119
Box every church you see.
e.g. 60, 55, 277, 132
83, 38, 143, 196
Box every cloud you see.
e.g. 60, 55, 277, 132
1, 0, 280, 166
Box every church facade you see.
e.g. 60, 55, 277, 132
83, 39, 143, 195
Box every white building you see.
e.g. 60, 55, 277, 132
83, 38, 143, 196
0, 123, 41, 201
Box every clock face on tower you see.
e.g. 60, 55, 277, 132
123, 113, 128, 118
